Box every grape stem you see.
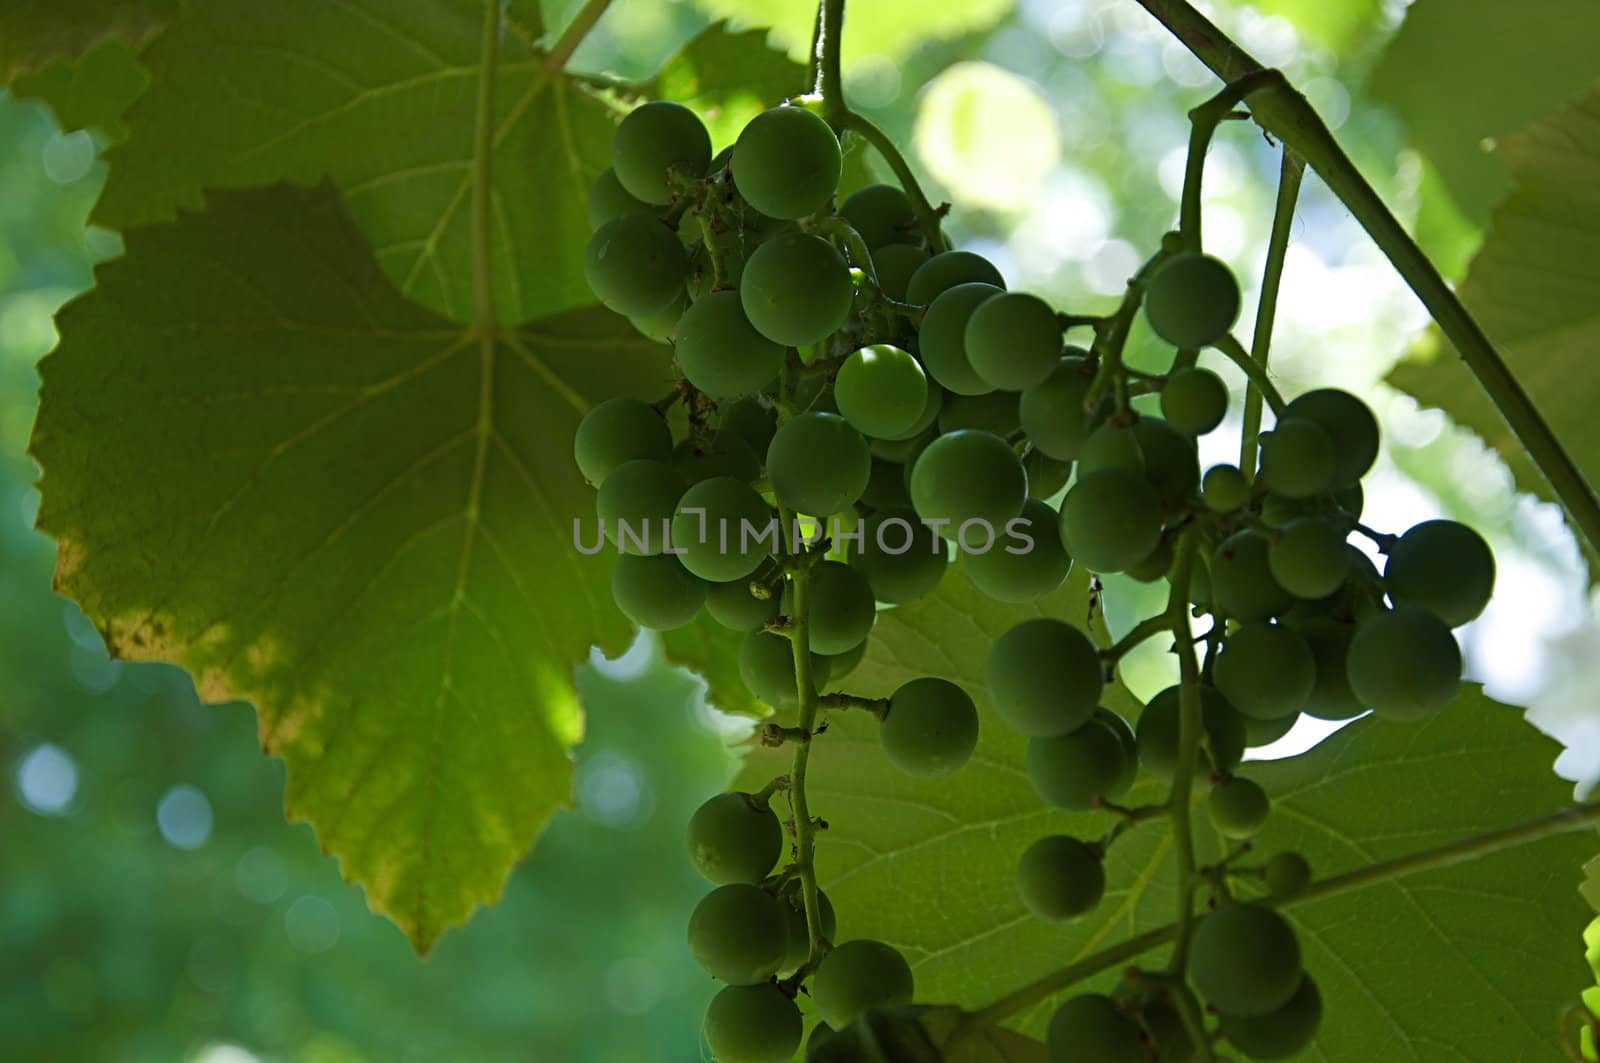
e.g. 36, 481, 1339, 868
818, 691, 891, 721
1240, 150, 1304, 477
814, 0, 848, 129
1214, 333, 1286, 415
1162, 528, 1205, 978
1179, 71, 1280, 252
543, 0, 613, 73
1130, 0, 1600, 558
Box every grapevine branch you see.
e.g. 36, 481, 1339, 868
1241, 150, 1304, 475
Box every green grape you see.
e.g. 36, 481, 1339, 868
1384, 519, 1496, 626
1019, 352, 1096, 461
1016, 835, 1105, 920
918, 282, 1004, 396
1218, 974, 1322, 1061
732, 106, 842, 220
1126, 535, 1174, 583
835, 344, 929, 438
1202, 464, 1249, 512
872, 384, 944, 445
937, 390, 1021, 437
675, 291, 786, 398
705, 984, 803, 1063
986, 618, 1103, 737
1212, 530, 1292, 621
673, 436, 762, 486
964, 497, 1072, 603
739, 630, 832, 708
840, 183, 916, 250
849, 508, 948, 603
687, 883, 790, 984
905, 249, 1005, 305
964, 291, 1061, 391
807, 1009, 943, 1062
1208, 775, 1271, 839
671, 476, 774, 582
1026, 716, 1130, 810
808, 560, 876, 655
1346, 606, 1462, 721
870, 243, 928, 302
1264, 851, 1313, 900
1058, 467, 1163, 574
1258, 417, 1336, 499
767, 412, 871, 516
861, 456, 913, 509
1047, 995, 1147, 1063
611, 100, 712, 204
811, 940, 915, 1029
597, 459, 686, 555
630, 290, 688, 344
574, 397, 673, 485
1242, 711, 1299, 749
823, 639, 868, 684
720, 396, 778, 453
908, 429, 1028, 534
611, 553, 706, 630
776, 879, 838, 976
1096, 706, 1139, 796
741, 232, 854, 346
587, 167, 655, 229
1213, 622, 1316, 721
1190, 902, 1304, 1017
1135, 684, 1247, 783
1294, 616, 1366, 721
1279, 388, 1379, 489
1160, 367, 1229, 435
1025, 449, 1073, 499
1267, 517, 1352, 600
584, 215, 688, 316
1077, 416, 1200, 515
1143, 251, 1240, 349
880, 677, 980, 778
706, 578, 780, 631
687, 792, 783, 884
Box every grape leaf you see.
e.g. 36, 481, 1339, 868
1388, 87, 1600, 570
739, 569, 1590, 1056
661, 615, 765, 720
1241, 0, 1380, 50
30, 183, 674, 953
0, 0, 172, 83
687, 0, 1012, 64
645, 23, 809, 151
1368, 0, 1600, 224
9, 37, 148, 139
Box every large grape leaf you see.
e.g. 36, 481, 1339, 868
1388, 86, 1600, 569
29, 183, 674, 952
1368, 0, 1600, 224
740, 570, 1591, 1056
646, 23, 810, 150
0, 0, 172, 83
8, 37, 148, 139
688, 0, 1012, 65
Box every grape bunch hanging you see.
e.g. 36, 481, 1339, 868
573, 92, 1496, 1063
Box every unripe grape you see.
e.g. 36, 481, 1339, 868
1025, 449, 1073, 500
811, 941, 915, 1029
986, 618, 1103, 737
676, 291, 786, 398
1264, 851, 1313, 900
906, 249, 1004, 305
1268, 517, 1352, 600
1096, 707, 1139, 796
1294, 616, 1366, 721
687, 883, 790, 984
672, 476, 775, 582
777, 879, 837, 976
587, 167, 655, 229
1202, 464, 1249, 512
719, 397, 778, 453
1208, 775, 1271, 838
1190, 902, 1304, 1016
1019, 353, 1097, 461
807, 1008, 941, 1062
611, 553, 706, 630
880, 677, 980, 778
741, 232, 854, 346
963, 497, 1072, 603
767, 412, 871, 517
1126, 535, 1174, 583
612, 100, 712, 204
630, 291, 688, 344
705, 578, 780, 632
1280, 388, 1379, 489
1143, 251, 1240, 349
919, 282, 1003, 395
861, 456, 913, 510
808, 560, 877, 655
840, 183, 916, 250
1212, 529, 1292, 621
1217, 974, 1323, 1060
1384, 519, 1495, 626
1058, 467, 1163, 574
739, 631, 831, 708
1346, 606, 1462, 721
965, 291, 1061, 391
849, 508, 948, 604
1047, 995, 1146, 1063
835, 344, 929, 438
1258, 417, 1336, 499
1026, 716, 1130, 810
732, 106, 842, 220
1077, 417, 1200, 515
584, 215, 688, 316
937, 390, 1020, 437
687, 792, 783, 884
1135, 683, 1247, 783
705, 984, 802, 1063
1242, 710, 1299, 748
909, 429, 1028, 534
1016, 835, 1105, 920
1161, 366, 1228, 435
574, 397, 672, 485
1213, 622, 1316, 721
873, 385, 944, 445
870, 243, 929, 302
822, 639, 868, 684
597, 459, 686, 555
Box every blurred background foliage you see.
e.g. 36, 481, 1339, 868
4, 0, 1598, 1059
